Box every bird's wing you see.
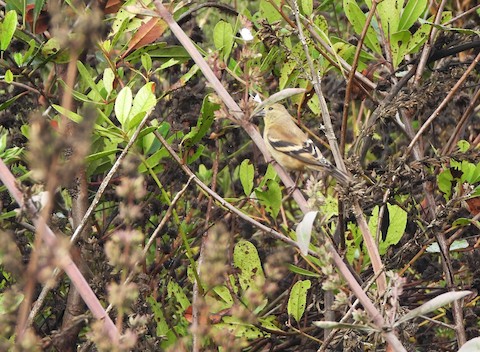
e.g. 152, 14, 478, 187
266, 125, 351, 185
267, 129, 333, 169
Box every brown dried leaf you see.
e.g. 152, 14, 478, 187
121, 18, 168, 59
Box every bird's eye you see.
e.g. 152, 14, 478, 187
268, 107, 273, 111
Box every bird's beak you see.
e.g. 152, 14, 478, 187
254, 109, 265, 117
251, 108, 265, 123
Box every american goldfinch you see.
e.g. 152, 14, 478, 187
261, 104, 350, 185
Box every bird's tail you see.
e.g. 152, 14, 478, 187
327, 165, 351, 186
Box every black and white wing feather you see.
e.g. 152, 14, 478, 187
268, 136, 333, 169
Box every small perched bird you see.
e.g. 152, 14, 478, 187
261, 103, 350, 185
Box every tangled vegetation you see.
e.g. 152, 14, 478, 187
0, 0, 479, 351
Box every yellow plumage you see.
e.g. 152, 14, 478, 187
262, 104, 350, 185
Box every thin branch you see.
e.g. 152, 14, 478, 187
442, 86, 480, 155
177, 2, 238, 25
445, 4, 480, 25
414, 0, 448, 83
340, 0, 380, 155
0, 81, 41, 95
406, 51, 480, 156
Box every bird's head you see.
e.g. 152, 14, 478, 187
262, 103, 291, 126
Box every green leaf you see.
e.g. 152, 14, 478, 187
279, 60, 297, 91
58, 81, 99, 105
175, 63, 200, 88
379, 204, 407, 254
457, 140, 470, 153
139, 125, 160, 153
318, 195, 339, 222
287, 264, 321, 278
4, 69, 13, 83
77, 61, 103, 97
197, 164, 213, 185
448, 159, 480, 184
287, 280, 311, 323
437, 168, 453, 200
139, 148, 170, 173
296, 211, 318, 255
255, 179, 282, 218
213, 21, 234, 61
471, 163, 480, 184
233, 240, 265, 292
158, 58, 180, 71
345, 222, 363, 264
147, 296, 172, 340
125, 44, 189, 63
419, 17, 479, 36
452, 218, 473, 227
205, 285, 234, 312
449, 239, 469, 251
103, 68, 114, 96
127, 112, 147, 132
141, 53, 152, 72
375, 0, 403, 37
471, 186, 480, 198
217, 166, 233, 196
258, 316, 282, 332
406, 12, 452, 54
239, 159, 254, 196
301, 0, 313, 16
186, 144, 204, 164
93, 121, 123, 142
4, 0, 23, 14
167, 280, 190, 312
181, 95, 219, 149
258, 164, 278, 188
343, 0, 381, 54
85, 148, 119, 162
426, 239, 468, 253
260, 0, 282, 23
391, 30, 411, 68
260, 47, 280, 72
0, 210, 18, 220
399, 0, 427, 31
1, 10, 17, 51
129, 82, 156, 123
23, 39, 37, 63
0, 133, 6, 153
405, 22, 430, 53
0, 92, 25, 111
13, 52, 23, 66
52, 104, 84, 123
115, 86, 133, 127
211, 285, 234, 307
462, 162, 476, 182
368, 204, 407, 255
213, 316, 268, 339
